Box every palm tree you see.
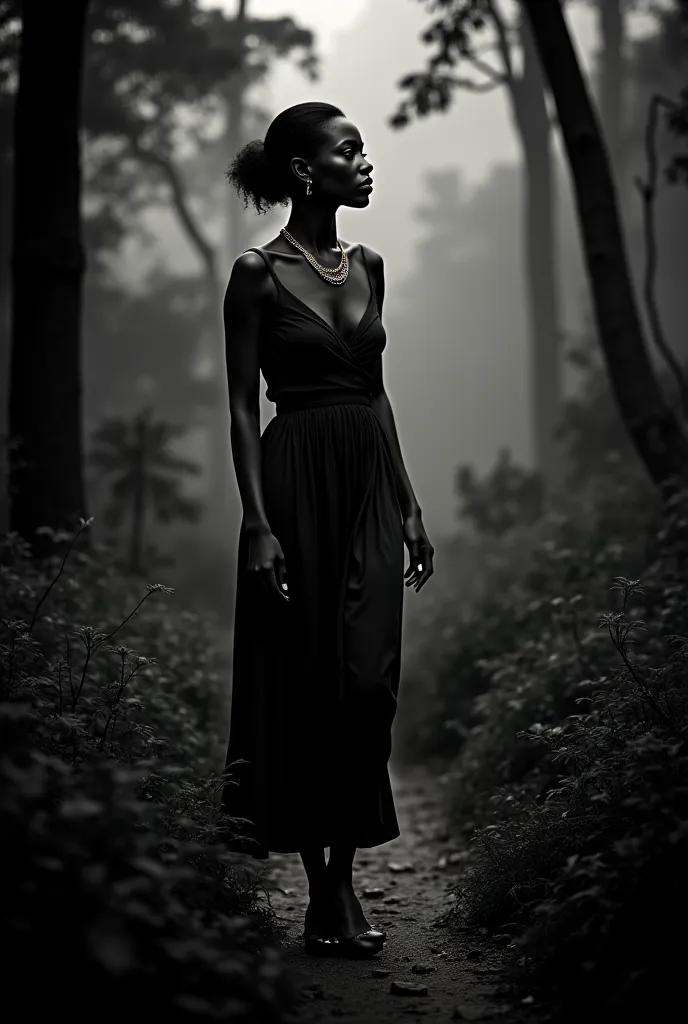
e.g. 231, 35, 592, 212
89, 406, 202, 575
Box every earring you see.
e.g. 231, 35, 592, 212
305, 178, 312, 196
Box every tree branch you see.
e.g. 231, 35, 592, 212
130, 139, 217, 282
486, 0, 514, 82
634, 93, 688, 421
463, 49, 508, 85
447, 72, 505, 93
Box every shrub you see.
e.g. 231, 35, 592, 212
0, 522, 297, 1023
397, 453, 657, 772
431, 478, 688, 1018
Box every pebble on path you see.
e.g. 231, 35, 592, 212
390, 980, 429, 996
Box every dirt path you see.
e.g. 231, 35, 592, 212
265, 764, 542, 1024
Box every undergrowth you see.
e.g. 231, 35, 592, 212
417, 465, 688, 1019
0, 521, 297, 1023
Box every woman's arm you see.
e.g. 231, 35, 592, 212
371, 384, 422, 520
365, 245, 434, 592
365, 247, 421, 519
224, 251, 272, 534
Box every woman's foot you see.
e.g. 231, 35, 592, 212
303, 884, 332, 941
326, 876, 373, 940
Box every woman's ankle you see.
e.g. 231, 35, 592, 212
326, 871, 353, 891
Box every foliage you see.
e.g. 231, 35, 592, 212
80, 0, 316, 257
405, 361, 688, 1014
439, 501, 688, 1017
0, 0, 317, 262
82, 268, 218, 423
0, 521, 296, 1022
399, 446, 656, 766
390, 0, 499, 130
89, 407, 203, 574
665, 85, 688, 185
455, 446, 543, 536
556, 331, 638, 487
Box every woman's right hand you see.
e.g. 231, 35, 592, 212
246, 526, 289, 601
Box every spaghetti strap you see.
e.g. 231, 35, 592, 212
243, 246, 283, 294
358, 244, 378, 312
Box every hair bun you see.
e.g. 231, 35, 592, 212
226, 103, 345, 218
226, 138, 289, 215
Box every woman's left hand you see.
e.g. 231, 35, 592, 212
402, 511, 434, 592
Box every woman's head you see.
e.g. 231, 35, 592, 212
227, 102, 374, 214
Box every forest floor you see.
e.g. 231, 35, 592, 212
264, 764, 550, 1024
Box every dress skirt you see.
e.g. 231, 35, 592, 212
221, 398, 405, 859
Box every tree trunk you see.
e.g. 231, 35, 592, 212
522, 0, 688, 492
9, 0, 89, 549
508, 14, 562, 484
0, 138, 12, 533
596, 0, 629, 213
597, 0, 625, 172
225, 0, 249, 264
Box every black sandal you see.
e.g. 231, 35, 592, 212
302, 887, 388, 958
302, 902, 334, 955
303, 917, 387, 958
322, 928, 386, 959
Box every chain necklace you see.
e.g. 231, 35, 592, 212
280, 228, 349, 286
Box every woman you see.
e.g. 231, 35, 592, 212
220, 102, 434, 959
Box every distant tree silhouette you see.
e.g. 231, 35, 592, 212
456, 447, 543, 536
89, 407, 202, 575
394, 0, 563, 486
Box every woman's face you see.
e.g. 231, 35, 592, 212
294, 117, 374, 208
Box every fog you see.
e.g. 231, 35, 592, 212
116, 0, 657, 542
2, 0, 683, 616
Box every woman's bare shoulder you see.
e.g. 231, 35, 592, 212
343, 240, 384, 268
226, 245, 275, 304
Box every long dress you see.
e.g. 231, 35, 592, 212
221, 243, 405, 860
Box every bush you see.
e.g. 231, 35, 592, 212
421, 469, 688, 1018
398, 453, 657, 771
0, 522, 297, 1023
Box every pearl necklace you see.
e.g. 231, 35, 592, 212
280, 228, 349, 286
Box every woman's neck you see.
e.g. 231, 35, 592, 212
285, 199, 340, 257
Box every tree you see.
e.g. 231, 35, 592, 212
81, 1, 315, 543
595, 0, 627, 183
521, 0, 688, 491
393, 0, 563, 485
89, 407, 202, 575
456, 447, 543, 536
9, 0, 90, 550
224, 0, 249, 261
82, 270, 218, 428
0, 5, 17, 529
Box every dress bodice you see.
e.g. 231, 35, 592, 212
244, 245, 386, 413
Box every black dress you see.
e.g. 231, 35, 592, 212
221, 244, 404, 859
